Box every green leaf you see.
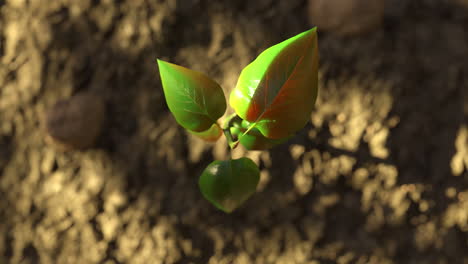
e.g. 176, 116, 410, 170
157, 59, 227, 132
230, 28, 319, 139
230, 119, 289, 150
189, 122, 223, 142
199, 158, 260, 213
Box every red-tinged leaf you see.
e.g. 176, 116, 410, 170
157, 59, 226, 132
229, 28, 319, 139
189, 122, 223, 142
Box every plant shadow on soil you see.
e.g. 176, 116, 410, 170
236, 0, 468, 261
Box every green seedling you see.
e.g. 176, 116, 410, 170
157, 28, 319, 213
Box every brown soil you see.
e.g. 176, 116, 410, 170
1, 0, 468, 263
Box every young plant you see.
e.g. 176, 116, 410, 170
157, 28, 319, 213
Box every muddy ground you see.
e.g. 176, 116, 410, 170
1, 0, 468, 263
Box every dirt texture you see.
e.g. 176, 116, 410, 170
1, 0, 468, 263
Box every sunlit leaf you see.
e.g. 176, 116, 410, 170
189, 122, 223, 142
230, 28, 319, 139
199, 158, 260, 213
157, 59, 226, 132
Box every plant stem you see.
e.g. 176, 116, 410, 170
222, 113, 240, 149
221, 113, 259, 149
236, 118, 258, 144
239, 122, 257, 141
223, 128, 239, 149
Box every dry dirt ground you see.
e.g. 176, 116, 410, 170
1, 0, 468, 263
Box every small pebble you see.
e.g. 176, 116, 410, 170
45, 92, 105, 150
308, 0, 385, 36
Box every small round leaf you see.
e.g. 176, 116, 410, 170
199, 158, 260, 213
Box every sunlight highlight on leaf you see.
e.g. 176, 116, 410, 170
157, 59, 226, 132
230, 28, 319, 139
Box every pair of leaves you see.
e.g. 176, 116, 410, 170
157, 27, 318, 145
157, 28, 319, 212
